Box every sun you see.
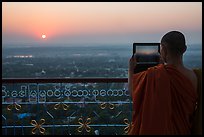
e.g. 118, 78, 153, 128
42, 34, 46, 39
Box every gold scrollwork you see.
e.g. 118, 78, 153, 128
100, 102, 114, 110
77, 117, 91, 133
100, 102, 107, 109
54, 102, 69, 110
30, 119, 45, 134
109, 103, 114, 110
124, 118, 132, 134
7, 102, 21, 111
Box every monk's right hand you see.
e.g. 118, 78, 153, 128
129, 55, 137, 72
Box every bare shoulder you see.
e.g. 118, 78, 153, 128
182, 67, 198, 91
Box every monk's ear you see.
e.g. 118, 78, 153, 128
182, 45, 187, 53
163, 45, 168, 56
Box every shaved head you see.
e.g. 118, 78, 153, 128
161, 31, 187, 55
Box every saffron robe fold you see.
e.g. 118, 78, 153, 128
129, 64, 198, 135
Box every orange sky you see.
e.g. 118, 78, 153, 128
2, 2, 202, 45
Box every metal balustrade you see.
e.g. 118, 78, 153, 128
2, 78, 132, 135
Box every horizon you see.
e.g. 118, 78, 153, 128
2, 42, 202, 48
2, 2, 202, 47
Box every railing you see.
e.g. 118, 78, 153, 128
2, 78, 132, 135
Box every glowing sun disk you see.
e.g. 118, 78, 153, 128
42, 35, 46, 39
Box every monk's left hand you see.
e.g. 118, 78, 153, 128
129, 55, 137, 72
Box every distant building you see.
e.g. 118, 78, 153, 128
35, 69, 46, 77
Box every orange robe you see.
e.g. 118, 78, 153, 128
129, 64, 198, 135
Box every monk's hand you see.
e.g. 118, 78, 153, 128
129, 55, 137, 72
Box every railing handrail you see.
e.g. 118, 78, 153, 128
2, 77, 128, 83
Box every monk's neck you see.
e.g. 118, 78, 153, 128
165, 56, 185, 68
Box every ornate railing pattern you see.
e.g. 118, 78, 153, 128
2, 78, 132, 135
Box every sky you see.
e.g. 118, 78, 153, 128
2, 2, 202, 47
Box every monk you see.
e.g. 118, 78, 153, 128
128, 31, 201, 135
